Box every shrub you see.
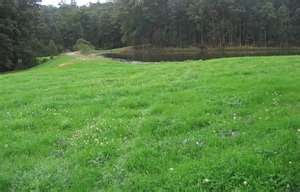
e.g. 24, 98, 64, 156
73, 39, 94, 55
36, 57, 52, 65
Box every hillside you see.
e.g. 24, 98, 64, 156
0, 55, 299, 191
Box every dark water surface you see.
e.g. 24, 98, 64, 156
103, 48, 300, 62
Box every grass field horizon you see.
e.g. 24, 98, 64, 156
0, 55, 299, 191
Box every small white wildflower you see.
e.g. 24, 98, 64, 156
169, 168, 174, 171
243, 181, 248, 185
233, 113, 237, 120
203, 178, 210, 183
289, 161, 292, 164
297, 129, 300, 132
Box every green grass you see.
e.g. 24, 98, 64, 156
0, 55, 299, 191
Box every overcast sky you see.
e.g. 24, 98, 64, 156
41, 0, 106, 6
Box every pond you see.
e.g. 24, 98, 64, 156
102, 47, 300, 62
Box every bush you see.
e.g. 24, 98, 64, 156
73, 39, 94, 55
36, 57, 52, 65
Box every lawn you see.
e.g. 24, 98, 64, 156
0, 55, 299, 191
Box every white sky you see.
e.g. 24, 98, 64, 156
41, 0, 106, 6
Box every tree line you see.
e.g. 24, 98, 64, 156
1, 0, 300, 71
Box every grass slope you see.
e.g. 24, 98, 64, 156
0, 55, 299, 191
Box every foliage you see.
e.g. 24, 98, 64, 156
0, 55, 299, 191
73, 38, 94, 54
34, 0, 300, 53
0, 0, 40, 72
35, 2, 122, 53
2, 0, 300, 71
36, 56, 52, 65
114, 0, 300, 47
48, 40, 58, 56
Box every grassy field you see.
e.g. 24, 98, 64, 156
0, 55, 299, 191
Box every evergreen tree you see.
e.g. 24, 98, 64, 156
48, 40, 58, 56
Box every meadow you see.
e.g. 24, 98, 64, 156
0, 55, 299, 191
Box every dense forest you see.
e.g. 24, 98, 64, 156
1, 0, 300, 71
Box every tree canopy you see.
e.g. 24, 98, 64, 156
1, 0, 300, 71
0, 0, 41, 72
